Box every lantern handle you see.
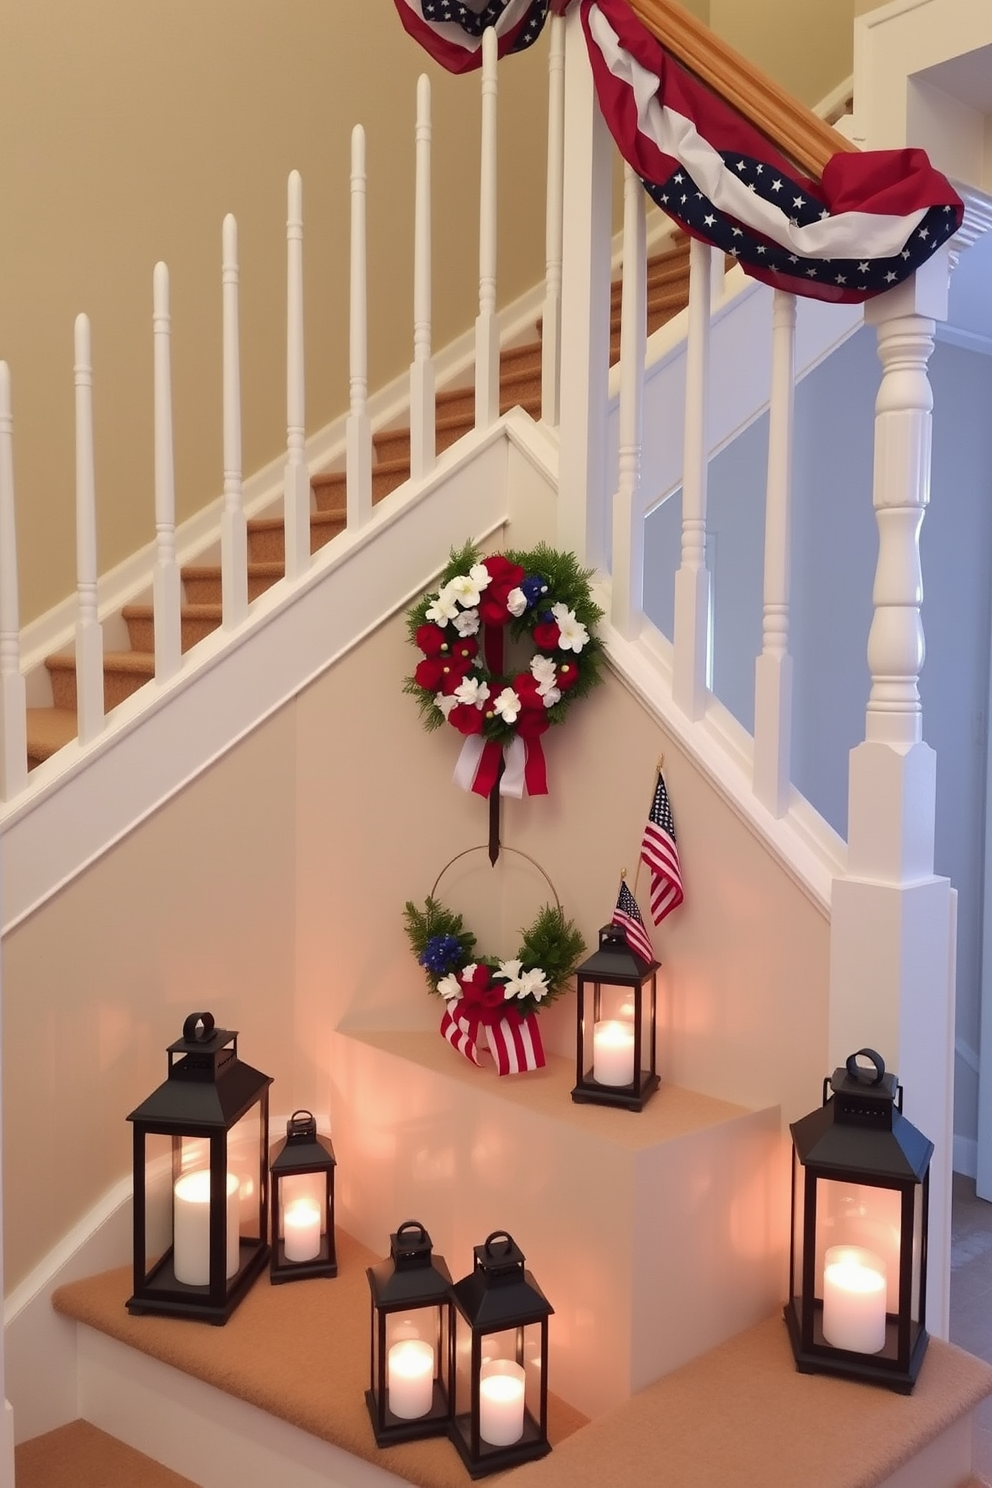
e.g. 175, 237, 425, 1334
483, 1230, 515, 1258
182, 1011, 216, 1042
845, 1048, 886, 1085
430, 845, 561, 912
396, 1219, 429, 1244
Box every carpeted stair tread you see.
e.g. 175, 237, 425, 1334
506, 1315, 992, 1488
25, 705, 78, 765
53, 1227, 587, 1488
16, 1419, 198, 1488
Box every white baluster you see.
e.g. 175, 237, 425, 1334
153, 263, 182, 681
73, 314, 104, 744
672, 237, 714, 721
610, 165, 646, 641
753, 290, 796, 816
410, 76, 435, 482
284, 169, 311, 580
347, 126, 372, 529
475, 25, 500, 432
555, 3, 613, 564
222, 214, 248, 629
0, 363, 27, 800
541, 12, 565, 429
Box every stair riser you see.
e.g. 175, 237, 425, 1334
181, 571, 281, 605
45, 662, 151, 714
123, 615, 220, 653
311, 466, 407, 512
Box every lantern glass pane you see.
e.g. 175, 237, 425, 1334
583, 982, 637, 1088
910, 1185, 924, 1323
814, 1178, 902, 1314
478, 1326, 542, 1443
229, 1106, 264, 1248
381, 1307, 446, 1421
791, 1147, 805, 1314
142, 1132, 173, 1277
277, 1171, 326, 1241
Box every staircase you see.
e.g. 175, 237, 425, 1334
24, 237, 693, 773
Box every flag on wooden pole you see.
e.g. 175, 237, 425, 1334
611, 876, 654, 964
640, 767, 684, 925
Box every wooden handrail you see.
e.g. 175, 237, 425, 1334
625, 0, 857, 180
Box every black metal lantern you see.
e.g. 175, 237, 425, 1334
450, 1230, 553, 1479
269, 1110, 337, 1284
126, 1011, 273, 1323
365, 1219, 454, 1446
571, 922, 659, 1110
785, 1048, 933, 1393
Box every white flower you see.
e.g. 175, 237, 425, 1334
454, 676, 490, 708
434, 692, 458, 721
496, 958, 523, 982
517, 966, 550, 1002
448, 573, 483, 608
551, 602, 589, 653
425, 584, 460, 626
530, 655, 558, 694
469, 562, 492, 593
437, 972, 463, 1003
462, 964, 478, 980
493, 687, 521, 724
541, 687, 562, 708
453, 607, 480, 637
506, 587, 528, 618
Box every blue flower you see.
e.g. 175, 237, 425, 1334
419, 934, 464, 976
519, 574, 549, 610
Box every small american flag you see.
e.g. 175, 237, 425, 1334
641, 769, 684, 925
611, 878, 654, 965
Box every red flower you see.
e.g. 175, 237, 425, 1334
461, 966, 506, 1011
513, 673, 545, 710
516, 710, 550, 740
448, 703, 484, 735
532, 620, 561, 650
482, 555, 523, 585
416, 623, 447, 656
450, 638, 479, 663
479, 557, 525, 627
556, 660, 579, 690
416, 656, 471, 693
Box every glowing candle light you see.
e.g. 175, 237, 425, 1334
593, 1020, 635, 1086
283, 1199, 322, 1263
387, 1339, 435, 1420
822, 1246, 887, 1353
479, 1360, 526, 1446
173, 1170, 240, 1286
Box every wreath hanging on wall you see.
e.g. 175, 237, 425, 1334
404, 846, 585, 1074
404, 542, 604, 798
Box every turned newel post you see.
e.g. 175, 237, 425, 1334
829, 246, 954, 1340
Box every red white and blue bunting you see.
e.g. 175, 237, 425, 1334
394, 0, 963, 304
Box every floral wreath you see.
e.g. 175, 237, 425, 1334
404, 849, 585, 1075
404, 542, 603, 799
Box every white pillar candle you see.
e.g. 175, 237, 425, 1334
387, 1339, 435, 1420
173, 1170, 240, 1286
283, 1199, 322, 1263
479, 1359, 526, 1446
822, 1245, 887, 1353
593, 1019, 635, 1086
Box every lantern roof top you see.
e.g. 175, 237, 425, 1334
127, 1011, 272, 1132
790, 1054, 933, 1182
452, 1231, 553, 1330
270, 1111, 336, 1175
578, 923, 658, 981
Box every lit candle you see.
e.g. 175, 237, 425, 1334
593, 1020, 635, 1086
822, 1245, 887, 1353
283, 1199, 322, 1263
479, 1360, 526, 1446
387, 1339, 435, 1420
173, 1170, 240, 1286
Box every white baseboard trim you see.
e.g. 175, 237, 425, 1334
953, 1134, 978, 1180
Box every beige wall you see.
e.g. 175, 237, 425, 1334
2, 592, 829, 1290
2, 0, 856, 626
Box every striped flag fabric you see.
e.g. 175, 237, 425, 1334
439, 1005, 546, 1074
641, 768, 684, 924
392, 0, 550, 73
583, 0, 962, 305
611, 877, 654, 965
440, 1006, 484, 1066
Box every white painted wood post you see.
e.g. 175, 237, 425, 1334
153, 263, 182, 682
475, 24, 500, 433
672, 238, 714, 721
347, 125, 373, 530
73, 314, 104, 745
222, 214, 248, 630
829, 248, 954, 1340
610, 165, 646, 640
283, 169, 311, 580
0, 363, 27, 801
556, 2, 613, 566
541, 12, 565, 429
753, 290, 796, 817
410, 75, 435, 482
